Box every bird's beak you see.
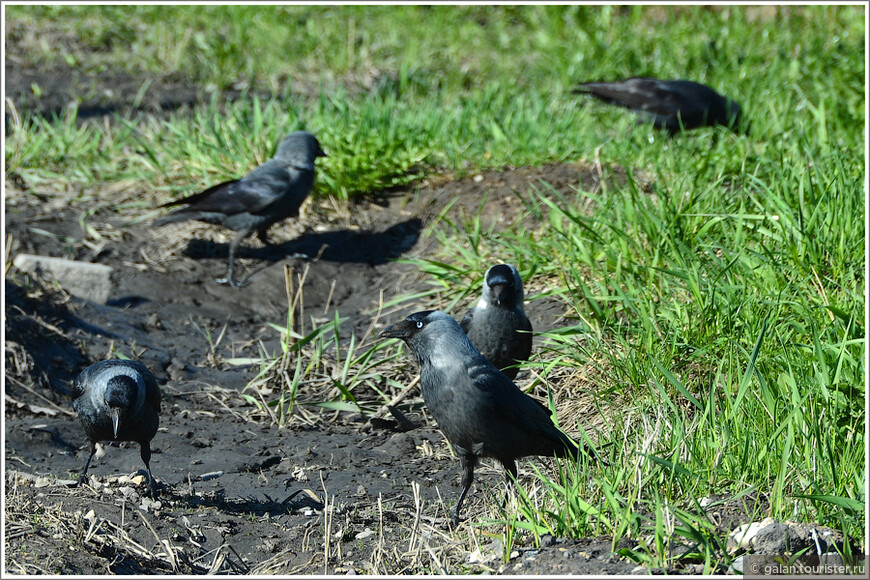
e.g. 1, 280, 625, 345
110, 408, 121, 439
489, 283, 508, 306
378, 320, 415, 339
318, 147, 328, 158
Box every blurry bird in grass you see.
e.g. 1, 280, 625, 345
573, 77, 743, 134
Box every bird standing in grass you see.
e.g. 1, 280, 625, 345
460, 264, 532, 380
379, 310, 580, 525
573, 77, 743, 133
72, 359, 162, 497
153, 131, 328, 287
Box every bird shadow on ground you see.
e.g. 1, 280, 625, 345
179, 217, 423, 267
169, 487, 325, 518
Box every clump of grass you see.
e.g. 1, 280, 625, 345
10, 6, 862, 207
241, 264, 408, 426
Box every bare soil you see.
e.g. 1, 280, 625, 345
4, 65, 750, 576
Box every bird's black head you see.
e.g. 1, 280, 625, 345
379, 310, 479, 369
484, 264, 523, 307
378, 310, 438, 340
276, 131, 329, 163
104, 375, 138, 438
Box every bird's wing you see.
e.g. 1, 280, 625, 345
157, 178, 241, 209
576, 77, 688, 117
159, 165, 295, 216
518, 315, 533, 333
469, 363, 559, 437
514, 315, 534, 361
143, 372, 162, 413
459, 308, 475, 334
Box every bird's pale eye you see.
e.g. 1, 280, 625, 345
416, 321, 424, 329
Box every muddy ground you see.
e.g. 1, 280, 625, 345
4, 65, 754, 576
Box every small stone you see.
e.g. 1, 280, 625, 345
118, 486, 140, 502
727, 517, 776, 553
140, 497, 162, 511
13, 254, 113, 303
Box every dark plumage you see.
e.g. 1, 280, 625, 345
379, 310, 579, 524
573, 77, 743, 133
72, 360, 162, 497
460, 264, 532, 380
153, 131, 328, 287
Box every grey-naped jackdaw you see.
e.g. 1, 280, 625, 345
573, 77, 743, 133
379, 310, 579, 525
460, 264, 532, 380
72, 359, 162, 497
153, 131, 327, 287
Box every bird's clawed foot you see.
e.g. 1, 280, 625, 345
447, 507, 465, 530
439, 516, 464, 531
216, 275, 250, 288
145, 479, 160, 499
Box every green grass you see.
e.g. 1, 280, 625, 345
6, 5, 864, 201
4, 3, 865, 572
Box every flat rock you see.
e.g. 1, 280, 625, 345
12, 253, 112, 303
728, 518, 846, 555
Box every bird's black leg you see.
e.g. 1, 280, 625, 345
451, 454, 477, 526
140, 443, 157, 498
218, 230, 249, 288
76, 441, 97, 487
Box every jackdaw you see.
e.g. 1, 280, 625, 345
153, 131, 328, 287
72, 359, 162, 497
573, 77, 743, 133
379, 310, 579, 524
460, 264, 532, 380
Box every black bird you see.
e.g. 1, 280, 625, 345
72, 360, 162, 497
379, 310, 580, 524
153, 131, 328, 287
460, 264, 532, 380
573, 77, 743, 133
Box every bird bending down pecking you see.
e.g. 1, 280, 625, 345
72, 359, 162, 497
573, 77, 743, 133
